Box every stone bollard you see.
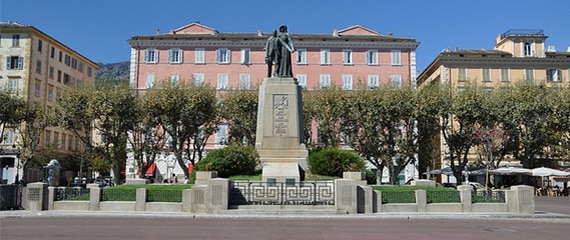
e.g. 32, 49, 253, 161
416, 190, 427, 212
136, 188, 147, 211
26, 182, 48, 211
457, 185, 472, 212
335, 179, 357, 214
507, 185, 534, 215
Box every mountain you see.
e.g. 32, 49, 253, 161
96, 62, 129, 81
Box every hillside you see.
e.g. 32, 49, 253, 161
96, 61, 129, 81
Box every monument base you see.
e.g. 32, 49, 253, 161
262, 162, 305, 184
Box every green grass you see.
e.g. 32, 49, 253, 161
106, 184, 192, 190
372, 185, 460, 204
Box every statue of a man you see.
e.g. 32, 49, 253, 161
275, 25, 295, 77
265, 29, 280, 77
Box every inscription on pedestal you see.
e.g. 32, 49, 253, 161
273, 94, 288, 136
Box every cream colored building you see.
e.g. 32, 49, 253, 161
417, 29, 570, 183
0, 22, 98, 184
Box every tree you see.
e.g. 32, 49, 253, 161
495, 83, 557, 168
15, 101, 56, 182
0, 91, 26, 148
89, 82, 139, 184
302, 86, 349, 148
145, 82, 218, 178
345, 86, 418, 184
219, 89, 258, 145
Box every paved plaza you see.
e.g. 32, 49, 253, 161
1, 196, 569, 240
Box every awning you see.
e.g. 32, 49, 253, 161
145, 163, 156, 176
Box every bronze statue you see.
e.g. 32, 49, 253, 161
275, 25, 295, 77
265, 29, 279, 77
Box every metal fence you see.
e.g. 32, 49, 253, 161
230, 181, 335, 205
0, 184, 23, 210
54, 187, 90, 201
472, 190, 506, 203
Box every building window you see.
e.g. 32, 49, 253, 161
216, 124, 228, 144
48, 85, 54, 101
87, 67, 92, 77
320, 49, 330, 65
78, 62, 84, 73
35, 80, 41, 97
145, 73, 155, 89
36, 60, 42, 74
500, 68, 510, 82
63, 73, 70, 84
56, 88, 61, 100
144, 48, 159, 63
296, 49, 307, 64
239, 74, 251, 90
58, 51, 63, 62
9, 79, 18, 93
4, 129, 14, 145
525, 68, 534, 81
195, 48, 205, 64
57, 70, 62, 82
342, 75, 353, 90
68, 135, 73, 150
241, 48, 250, 64
366, 50, 378, 65
482, 68, 491, 82
368, 75, 379, 89
53, 132, 59, 147
342, 49, 353, 65
391, 50, 401, 65
71, 58, 77, 69
320, 74, 331, 89
296, 74, 307, 89
38, 39, 43, 52
216, 48, 231, 64
168, 48, 183, 64
391, 75, 402, 88
458, 67, 467, 81
64, 54, 71, 66
61, 134, 66, 150
546, 69, 561, 82
45, 131, 51, 144
49, 66, 54, 79
524, 42, 532, 57
12, 34, 20, 47
169, 74, 180, 86
6, 56, 24, 69
194, 73, 205, 87
50, 47, 55, 58
217, 74, 228, 90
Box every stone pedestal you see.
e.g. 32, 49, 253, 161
255, 77, 308, 183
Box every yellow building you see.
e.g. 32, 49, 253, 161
0, 22, 98, 184
417, 29, 570, 183
418, 29, 570, 91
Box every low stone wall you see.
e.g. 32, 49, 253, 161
25, 174, 535, 215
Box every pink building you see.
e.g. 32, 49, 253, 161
128, 22, 419, 91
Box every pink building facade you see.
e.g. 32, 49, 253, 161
128, 23, 419, 92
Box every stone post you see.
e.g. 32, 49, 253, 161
135, 188, 147, 211
335, 179, 357, 214
195, 171, 218, 185
25, 182, 48, 211
181, 189, 192, 212
88, 185, 101, 211
416, 190, 427, 212
47, 187, 55, 210
207, 178, 229, 213
457, 185, 472, 212
507, 185, 534, 215
357, 185, 373, 214
374, 190, 382, 213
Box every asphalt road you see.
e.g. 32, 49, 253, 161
1, 196, 569, 240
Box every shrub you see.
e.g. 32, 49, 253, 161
193, 144, 259, 179
308, 147, 366, 177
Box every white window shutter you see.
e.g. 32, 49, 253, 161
6, 57, 10, 69
168, 49, 172, 62
227, 50, 231, 63
216, 49, 220, 63
17, 57, 24, 69
178, 49, 183, 63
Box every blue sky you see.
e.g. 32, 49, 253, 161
1, 0, 568, 72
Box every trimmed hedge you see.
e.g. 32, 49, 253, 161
372, 186, 460, 204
